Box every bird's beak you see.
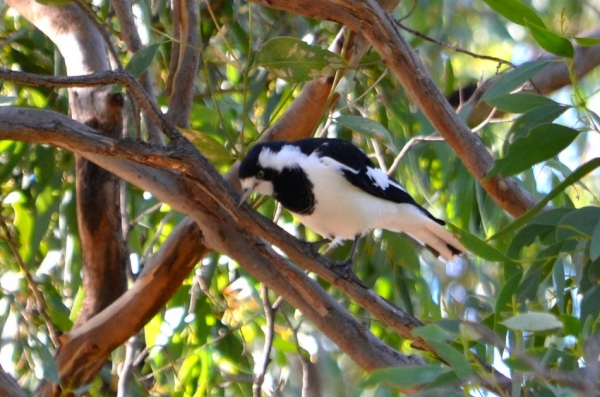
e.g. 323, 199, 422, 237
238, 187, 253, 207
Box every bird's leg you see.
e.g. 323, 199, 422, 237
331, 235, 366, 287
305, 238, 331, 257
347, 235, 360, 264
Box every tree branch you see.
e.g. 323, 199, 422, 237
165, 0, 200, 128
0, 367, 28, 397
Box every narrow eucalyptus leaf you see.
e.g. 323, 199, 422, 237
125, 43, 161, 78
254, 37, 346, 83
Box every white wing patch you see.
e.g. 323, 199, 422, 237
366, 166, 406, 191
318, 155, 359, 174
258, 145, 307, 171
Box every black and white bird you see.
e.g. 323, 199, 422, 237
238, 138, 465, 261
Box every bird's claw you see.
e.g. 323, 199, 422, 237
331, 260, 367, 288
305, 239, 330, 257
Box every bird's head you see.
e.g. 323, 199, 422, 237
238, 141, 309, 206
238, 143, 279, 206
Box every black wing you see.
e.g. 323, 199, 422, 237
300, 138, 445, 225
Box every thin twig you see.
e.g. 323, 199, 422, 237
281, 309, 315, 397
371, 139, 388, 173
0, 214, 62, 347
397, 0, 419, 22
471, 107, 499, 133
128, 202, 164, 231
387, 135, 446, 175
253, 285, 277, 397
140, 211, 173, 264
393, 19, 515, 69
117, 334, 139, 397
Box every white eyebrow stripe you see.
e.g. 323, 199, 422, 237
366, 166, 406, 191
257, 145, 308, 171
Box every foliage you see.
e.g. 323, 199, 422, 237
0, 0, 599, 396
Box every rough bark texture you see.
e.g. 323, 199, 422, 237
0, 367, 28, 397
74, 91, 128, 325
165, 0, 200, 128
4, 0, 128, 395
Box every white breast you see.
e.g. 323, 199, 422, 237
293, 153, 400, 244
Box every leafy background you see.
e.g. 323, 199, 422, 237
0, 0, 600, 395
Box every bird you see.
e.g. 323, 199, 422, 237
238, 137, 465, 264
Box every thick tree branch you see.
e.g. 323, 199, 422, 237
6, 0, 129, 332
0, 367, 28, 397
165, 0, 200, 128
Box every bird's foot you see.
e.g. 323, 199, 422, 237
331, 260, 367, 288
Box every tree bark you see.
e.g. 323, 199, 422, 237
4, 0, 128, 395
0, 367, 28, 397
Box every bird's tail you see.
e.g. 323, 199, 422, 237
407, 219, 465, 261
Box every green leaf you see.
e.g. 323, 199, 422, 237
335, 116, 398, 153
481, 61, 550, 102
35, 0, 72, 5
487, 124, 580, 179
556, 207, 600, 241
507, 104, 569, 141
526, 21, 574, 58
503, 356, 534, 371
424, 370, 461, 391
480, 0, 545, 27
502, 312, 562, 331
506, 208, 575, 258
447, 225, 507, 262
581, 286, 600, 324
428, 341, 473, 380
182, 129, 234, 164
254, 37, 346, 83
30, 335, 60, 383
592, 219, 600, 261
574, 37, 600, 47
495, 271, 523, 321
486, 93, 558, 113
489, 158, 600, 241
552, 258, 565, 314
360, 365, 448, 389
412, 323, 456, 343
125, 43, 161, 78
561, 314, 581, 336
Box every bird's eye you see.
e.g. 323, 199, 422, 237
256, 170, 265, 179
